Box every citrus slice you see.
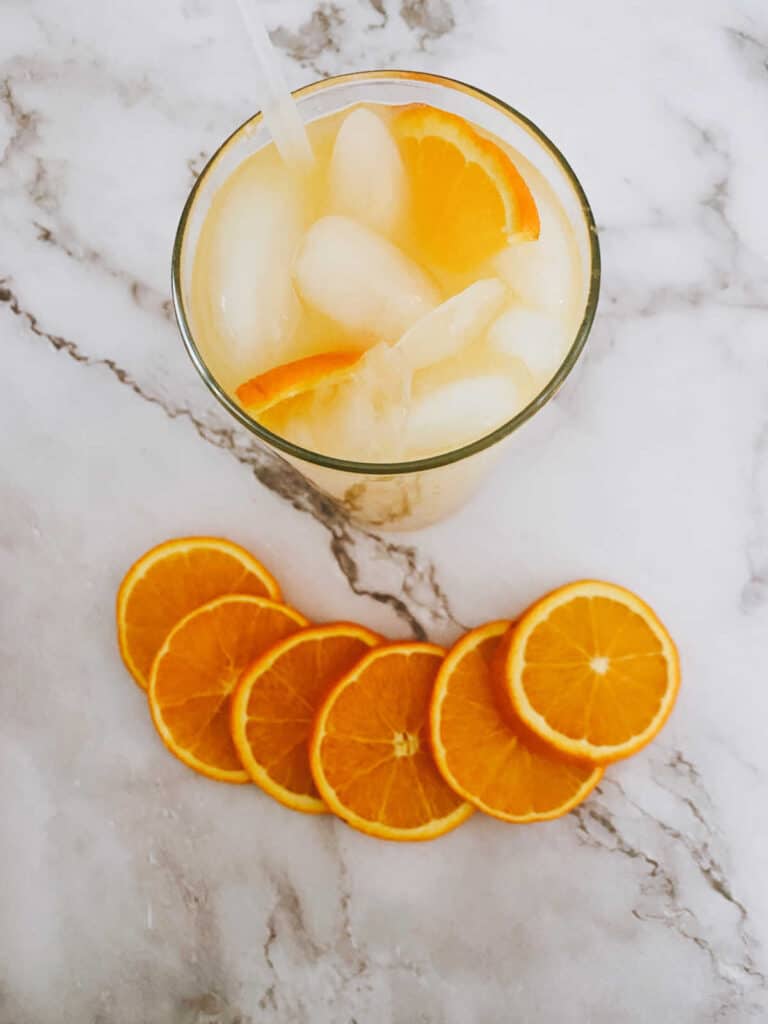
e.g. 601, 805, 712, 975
310, 643, 473, 841
117, 536, 280, 690
501, 581, 681, 763
231, 623, 381, 813
149, 595, 307, 782
236, 351, 363, 415
393, 104, 540, 272
431, 621, 603, 822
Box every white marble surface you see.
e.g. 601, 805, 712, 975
2, 0, 768, 1020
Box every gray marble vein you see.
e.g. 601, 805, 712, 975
0, 279, 464, 641
576, 754, 767, 1020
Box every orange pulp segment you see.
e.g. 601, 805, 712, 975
149, 595, 307, 782
431, 620, 602, 822
231, 622, 381, 813
116, 536, 280, 690
393, 104, 540, 272
310, 643, 473, 841
502, 580, 681, 763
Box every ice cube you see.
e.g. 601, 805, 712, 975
395, 279, 508, 371
294, 215, 440, 343
405, 375, 521, 457
494, 198, 577, 312
328, 107, 407, 237
330, 342, 411, 459
487, 307, 570, 379
200, 169, 304, 383
266, 342, 409, 461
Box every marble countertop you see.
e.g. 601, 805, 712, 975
3, 1, 768, 1021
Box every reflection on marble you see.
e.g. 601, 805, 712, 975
2, 0, 768, 1021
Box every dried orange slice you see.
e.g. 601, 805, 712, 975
431, 621, 602, 822
149, 595, 307, 782
310, 643, 473, 841
117, 536, 280, 690
236, 351, 363, 415
501, 581, 681, 763
394, 104, 539, 272
231, 623, 381, 813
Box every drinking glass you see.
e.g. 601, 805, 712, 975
172, 70, 600, 530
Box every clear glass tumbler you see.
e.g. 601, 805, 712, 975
172, 71, 600, 530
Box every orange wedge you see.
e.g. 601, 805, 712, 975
236, 351, 363, 415
310, 643, 473, 841
500, 581, 681, 764
431, 621, 602, 822
149, 595, 307, 782
393, 104, 539, 272
117, 536, 280, 690
231, 623, 381, 813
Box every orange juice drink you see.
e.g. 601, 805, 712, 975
174, 73, 599, 529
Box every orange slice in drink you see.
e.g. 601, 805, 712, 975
393, 105, 540, 272
431, 621, 602, 822
149, 595, 307, 782
500, 581, 681, 763
116, 536, 280, 690
236, 351, 363, 415
231, 623, 381, 813
310, 643, 473, 841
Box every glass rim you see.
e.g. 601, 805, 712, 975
172, 69, 601, 477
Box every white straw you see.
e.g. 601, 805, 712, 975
233, 0, 314, 170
